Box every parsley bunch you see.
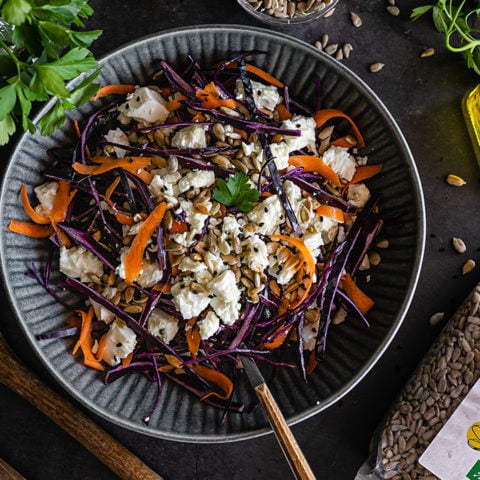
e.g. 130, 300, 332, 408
0, 0, 102, 145
412, 0, 480, 75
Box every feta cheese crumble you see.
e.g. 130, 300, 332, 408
59, 246, 103, 283
102, 319, 137, 366
118, 87, 169, 125
147, 308, 179, 344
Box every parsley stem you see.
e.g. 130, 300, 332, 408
0, 37, 19, 65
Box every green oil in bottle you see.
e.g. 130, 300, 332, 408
462, 84, 480, 166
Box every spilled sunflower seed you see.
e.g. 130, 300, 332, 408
369, 62, 385, 73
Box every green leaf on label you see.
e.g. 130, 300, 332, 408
212, 171, 260, 212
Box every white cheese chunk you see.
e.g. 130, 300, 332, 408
208, 270, 240, 302
197, 311, 220, 340
59, 246, 103, 283
118, 87, 169, 125
104, 128, 130, 158
34, 181, 58, 217
90, 286, 117, 324
235, 79, 281, 112
178, 257, 208, 273
171, 280, 211, 319
102, 319, 137, 366
247, 194, 284, 235
147, 308, 179, 344
282, 115, 317, 154
177, 169, 215, 194
210, 297, 241, 326
242, 234, 269, 273
322, 146, 356, 181
171, 124, 208, 149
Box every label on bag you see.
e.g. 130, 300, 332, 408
420, 379, 480, 479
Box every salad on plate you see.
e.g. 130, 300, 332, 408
8, 51, 383, 421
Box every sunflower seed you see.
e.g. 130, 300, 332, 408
342, 43, 353, 59
429, 312, 445, 327
420, 47, 435, 58
446, 173, 466, 186
369, 62, 385, 73
321, 33, 329, 48
452, 237, 467, 253
324, 43, 338, 55
462, 259, 476, 275
314, 40, 323, 51
386, 5, 400, 15
350, 11, 362, 27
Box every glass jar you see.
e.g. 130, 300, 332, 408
237, 0, 339, 26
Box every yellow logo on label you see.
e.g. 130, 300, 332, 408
467, 422, 480, 451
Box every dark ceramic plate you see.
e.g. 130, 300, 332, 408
0, 25, 425, 442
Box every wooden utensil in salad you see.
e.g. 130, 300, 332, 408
241, 355, 316, 480
0, 333, 163, 480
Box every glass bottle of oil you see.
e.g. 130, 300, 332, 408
462, 84, 480, 166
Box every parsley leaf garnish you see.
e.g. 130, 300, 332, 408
212, 171, 260, 212
0, 0, 102, 145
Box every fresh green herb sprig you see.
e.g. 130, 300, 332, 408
0, 0, 102, 145
212, 171, 260, 212
411, 0, 480, 75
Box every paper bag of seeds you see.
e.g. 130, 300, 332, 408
359, 282, 480, 480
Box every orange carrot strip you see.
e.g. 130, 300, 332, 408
186, 318, 200, 359
20, 185, 50, 224
313, 109, 365, 148
275, 103, 292, 120
191, 364, 234, 401
73, 120, 91, 158
196, 82, 241, 110
271, 234, 315, 309
91, 84, 136, 101
315, 205, 345, 223
49, 180, 76, 224
330, 136, 357, 148
95, 333, 108, 362
349, 164, 383, 185
8, 220, 54, 238
122, 351, 134, 369
72, 157, 153, 184
264, 325, 291, 350
169, 219, 188, 234
81, 334, 105, 371
191, 112, 206, 122
165, 95, 187, 111
306, 350, 318, 375
72, 307, 94, 355
245, 64, 284, 88
124, 202, 167, 285
341, 273, 375, 314
105, 176, 122, 204
288, 155, 341, 187
260, 191, 273, 198
72, 156, 151, 175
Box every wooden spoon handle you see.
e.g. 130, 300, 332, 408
0, 336, 163, 480
0, 458, 27, 480
255, 383, 316, 480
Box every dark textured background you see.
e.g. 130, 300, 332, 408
0, 0, 479, 478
